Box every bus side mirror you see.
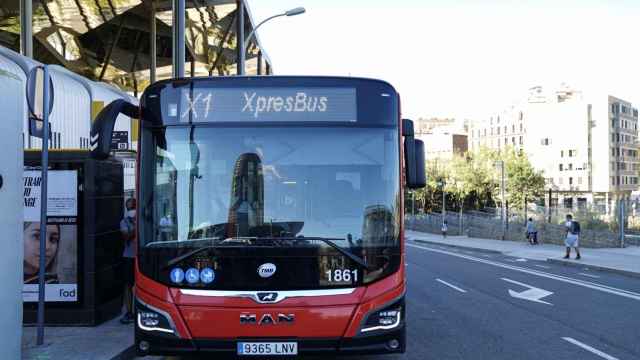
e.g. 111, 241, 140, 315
90, 99, 137, 160
403, 119, 426, 189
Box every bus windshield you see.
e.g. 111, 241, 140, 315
147, 125, 400, 249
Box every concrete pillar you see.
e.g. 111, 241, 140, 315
236, 0, 245, 75
0, 64, 25, 359
150, 2, 157, 83
172, 0, 186, 78
20, 0, 33, 57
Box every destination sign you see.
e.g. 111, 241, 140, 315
165, 87, 357, 123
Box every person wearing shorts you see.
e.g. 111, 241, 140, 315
563, 214, 581, 260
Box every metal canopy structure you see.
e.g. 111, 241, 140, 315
0, 0, 272, 95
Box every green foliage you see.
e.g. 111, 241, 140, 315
415, 146, 545, 213
501, 147, 546, 210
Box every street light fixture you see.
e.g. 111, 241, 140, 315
240, 6, 306, 75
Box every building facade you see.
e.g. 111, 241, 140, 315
415, 119, 468, 161
469, 85, 639, 212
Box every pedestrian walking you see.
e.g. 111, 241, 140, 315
526, 217, 538, 245
442, 220, 448, 239
119, 198, 136, 324
563, 214, 581, 260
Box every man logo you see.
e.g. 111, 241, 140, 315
257, 263, 277, 278
240, 313, 295, 325
257, 292, 278, 302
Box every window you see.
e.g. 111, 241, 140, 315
559, 164, 563, 171
520, 123, 523, 132
578, 177, 582, 185
569, 163, 573, 170
496, 127, 500, 135
612, 148, 615, 156
511, 137, 515, 145
484, 129, 487, 136
612, 133, 615, 142
612, 177, 616, 185
504, 126, 507, 133
569, 177, 573, 185
504, 137, 508, 145
519, 136, 523, 145
611, 118, 615, 127
512, 125, 515, 133
561, 150, 564, 157
568, 150, 573, 157
541, 138, 550, 145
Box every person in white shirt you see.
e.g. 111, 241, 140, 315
441, 220, 448, 239
563, 214, 581, 260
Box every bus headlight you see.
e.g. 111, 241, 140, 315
360, 299, 404, 334
135, 299, 176, 335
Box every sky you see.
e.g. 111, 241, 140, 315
247, 0, 640, 120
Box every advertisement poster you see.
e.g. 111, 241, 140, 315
23, 170, 78, 302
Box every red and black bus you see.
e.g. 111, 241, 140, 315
90, 76, 426, 357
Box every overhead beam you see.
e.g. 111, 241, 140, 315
99, 14, 126, 81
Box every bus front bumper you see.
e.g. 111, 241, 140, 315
135, 326, 406, 357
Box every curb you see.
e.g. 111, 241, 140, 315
110, 345, 136, 360
546, 258, 640, 279
412, 239, 504, 255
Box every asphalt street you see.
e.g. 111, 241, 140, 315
140, 240, 640, 360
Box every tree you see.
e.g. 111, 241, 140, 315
502, 148, 545, 211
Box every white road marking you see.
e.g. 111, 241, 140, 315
562, 337, 619, 360
578, 272, 601, 279
502, 278, 553, 305
515, 258, 527, 262
407, 243, 640, 302
436, 279, 467, 293
534, 265, 550, 269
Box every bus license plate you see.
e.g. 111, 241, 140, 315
237, 342, 298, 356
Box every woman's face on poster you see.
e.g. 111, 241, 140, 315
23, 222, 59, 274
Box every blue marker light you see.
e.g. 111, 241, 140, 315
185, 268, 200, 284
170, 268, 184, 283
200, 268, 215, 284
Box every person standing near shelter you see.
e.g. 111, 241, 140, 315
120, 198, 136, 324
441, 220, 448, 239
563, 214, 581, 260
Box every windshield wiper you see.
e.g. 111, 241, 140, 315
256, 236, 372, 271
161, 237, 263, 269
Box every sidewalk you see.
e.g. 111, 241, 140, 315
406, 230, 640, 278
22, 317, 135, 360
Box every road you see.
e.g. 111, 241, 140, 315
140, 240, 640, 360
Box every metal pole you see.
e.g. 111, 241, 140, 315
442, 182, 446, 218
37, 65, 51, 345
500, 160, 506, 239
620, 199, 625, 248
257, 50, 263, 75
20, 0, 33, 57
547, 188, 552, 223
236, 0, 245, 75
150, 1, 157, 83
173, 0, 186, 78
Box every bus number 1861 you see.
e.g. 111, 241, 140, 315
325, 269, 358, 283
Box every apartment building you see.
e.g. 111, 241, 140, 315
416, 125, 468, 161
469, 85, 639, 212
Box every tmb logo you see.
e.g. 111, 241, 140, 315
257, 263, 277, 278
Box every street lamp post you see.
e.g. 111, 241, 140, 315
239, 6, 306, 75
495, 160, 506, 239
